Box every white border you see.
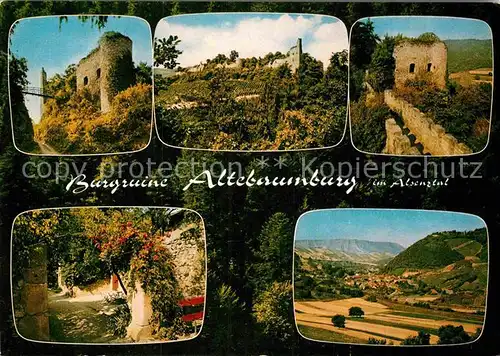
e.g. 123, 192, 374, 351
347, 16, 495, 157
292, 208, 490, 347
10, 205, 208, 345
152, 12, 350, 153
7, 14, 155, 157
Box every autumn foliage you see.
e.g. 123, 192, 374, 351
35, 65, 151, 154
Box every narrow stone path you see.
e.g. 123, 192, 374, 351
36, 140, 59, 154
48, 291, 130, 343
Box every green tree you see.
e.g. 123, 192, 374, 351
350, 19, 379, 70
135, 61, 152, 85
402, 331, 431, 345
154, 35, 183, 69
203, 284, 248, 353
349, 306, 365, 318
253, 212, 294, 291
324, 49, 348, 106
417, 32, 441, 43
254, 282, 294, 348
332, 314, 346, 328
367, 36, 396, 92
229, 50, 239, 62
437, 325, 471, 345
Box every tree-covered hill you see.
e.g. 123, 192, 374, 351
385, 228, 488, 272
445, 39, 493, 73
155, 46, 349, 150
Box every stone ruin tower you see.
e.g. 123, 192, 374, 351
270, 38, 303, 73
40, 67, 47, 116
393, 40, 447, 90
76, 32, 134, 112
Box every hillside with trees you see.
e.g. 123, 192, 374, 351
445, 39, 493, 73
155, 38, 348, 150
385, 228, 488, 272
33, 61, 152, 154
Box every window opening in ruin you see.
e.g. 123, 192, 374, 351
427, 63, 432, 72
96, 68, 101, 79
83, 76, 89, 85
409, 63, 415, 73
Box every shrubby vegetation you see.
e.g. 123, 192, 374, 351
350, 93, 390, 153
348, 306, 365, 318
367, 338, 387, 344
12, 208, 203, 341
350, 21, 492, 153
437, 325, 471, 344
0, 3, 497, 354
155, 39, 348, 150
396, 80, 491, 151
34, 62, 152, 154
253, 282, 294, 347
402, 331, 431, 345
331, 314, 346, 328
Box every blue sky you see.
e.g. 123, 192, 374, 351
296, 210, 485, 247
361, 17, 492, 41
155, 13, 347, 69
9, 16, 152, 123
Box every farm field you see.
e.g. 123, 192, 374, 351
449, 68, 493, 87
295, 298, 482, 345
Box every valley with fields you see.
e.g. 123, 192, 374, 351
294, 228, 487, 345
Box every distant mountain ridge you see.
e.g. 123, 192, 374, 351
295, 239, 405, 265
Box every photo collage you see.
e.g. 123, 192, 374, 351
0, 2, 497, 356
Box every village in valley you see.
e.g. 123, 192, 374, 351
294, 210, 487, 345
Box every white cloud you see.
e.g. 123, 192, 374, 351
155, 14, 347, 69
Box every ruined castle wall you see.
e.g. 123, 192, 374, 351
384, 90, 472, 155
15, 243, 49, 341
76, 34, 133, 112
165, 224, 205, 298
76, 49, 102, 97
394, 42, 447, 89
270, 38, 302, 73
383, 118, 421, 155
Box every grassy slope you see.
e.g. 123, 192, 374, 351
445, 39, 492, 73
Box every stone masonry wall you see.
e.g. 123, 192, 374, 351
15, 243, 49, 341
384, 90, 472, 155
165, 224, 205, 298
127, 223, 205, 341
270, 38, 302, 73
383, 118, 421, 155
393, 42, 447, 89
76, 33, 134, 112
